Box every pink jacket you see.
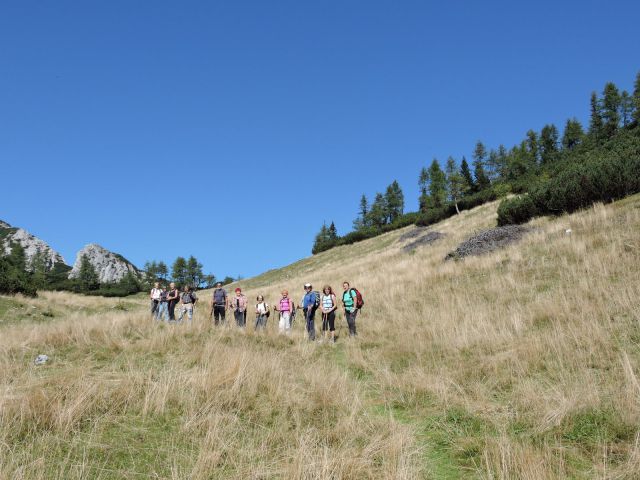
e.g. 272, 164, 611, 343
230, 294, 248, 312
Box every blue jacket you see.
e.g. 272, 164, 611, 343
303, 291, 316, 309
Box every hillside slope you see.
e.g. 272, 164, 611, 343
1, 196, 639, 479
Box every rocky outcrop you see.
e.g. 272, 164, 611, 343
0, 220, 67, 271
69, 244, 139, 283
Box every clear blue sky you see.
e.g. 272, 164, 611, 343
1, 0, 638, 279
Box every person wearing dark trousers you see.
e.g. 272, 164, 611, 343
342, 281, 358, 337
210, 282, 227, 326
167, 282, 179, 321
230, 287, 248, 328
302, 283, 317, 341
320, 285, 337, 343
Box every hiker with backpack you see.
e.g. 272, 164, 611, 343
150, 282, 161, 319
302, 283, 320, 341
157, 285, 169, 322
167, 282, 180, 321
177, 286, 197, 323
320, 285, 337, 343
342, 282, 362, 337
275, 289, 294, 334
210, 282, 227, 326
254, 295, 269, 331
230, 287, 248, 328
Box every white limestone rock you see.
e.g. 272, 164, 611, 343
69, 243, 139, 283
0, 221, 67, 271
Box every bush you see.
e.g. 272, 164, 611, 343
497, 128, 640, 225
416, 188, 499, 227
496, 196, 540, 226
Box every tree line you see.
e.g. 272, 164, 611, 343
143, 257, 234, 290
312, 71, 640, 254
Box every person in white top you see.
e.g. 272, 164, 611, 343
149, 282, 162, 319
255, 295, 269, 331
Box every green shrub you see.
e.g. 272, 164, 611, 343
497, 195, 540, 226
497, 127, 640, 225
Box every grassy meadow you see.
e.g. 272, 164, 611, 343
1, 195, 640, 479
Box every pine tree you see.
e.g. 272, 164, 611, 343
428, 159, 447, 208
634, 72, 640, 125
171, 257, 188, 287
539, 124, 559, 165
0, 244, 36, 296
525, 130, 539, 165
472, 142, 491, 191
486, 150, 500, 182
367, 193, 387, 228
353, 194, 369, 230
312, 223, 330, 254
418, 167, 430, 212
30, 250, 48, 289
620, 90, 633, 127
77, 254, 99, 292
186, 256, 204, 288
445, 157, 465, 214
562, 118, 584, 150
589, 91, 604, 139
496, 145, 508, 179
328, 222, 338, 242
384, 180, 404, 223
601, 82, 620, 138
459, 157, 475, 194
157, 261, 168, 281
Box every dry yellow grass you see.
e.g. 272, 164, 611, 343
1, 195, 639, 479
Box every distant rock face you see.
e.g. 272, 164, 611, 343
69, 243, 139, 283
1, 220, 67, 271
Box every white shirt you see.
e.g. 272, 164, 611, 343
151, 288, 162, 300
256, 302, 268, 314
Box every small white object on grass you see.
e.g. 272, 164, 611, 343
34, 354, 49, 365
565, 229, 572, 235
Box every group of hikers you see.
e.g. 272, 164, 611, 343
149, 281, 363, 341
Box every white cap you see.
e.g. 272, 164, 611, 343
304, 283, 312, 288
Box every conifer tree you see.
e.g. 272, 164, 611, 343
186, 256, 204, 288
353, 194, 369, 230
30, 250, 48, 289
171, 257, 188, 287
459, 157, 475, 194
539, 124, 559, 165
77, 254, 99, 292
418, 167, 430, 212
496, 145, 508, 179
328, 222, 338, 242
620, 90, 633, 127
634, 72, 640, 124
367, 193, 387, 228
472, 142, 491, 191
445, 157, 465, 214
562, 118, 584, 150
525, 130, 539, 165
589, 91, 604, 139
384, 180, 404, 223
157, 261, 168, 281
601, 82, 620, 138
312, 223, 331, 254
428, 159, 447, 208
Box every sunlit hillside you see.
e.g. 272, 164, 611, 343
2, 195, 639, 479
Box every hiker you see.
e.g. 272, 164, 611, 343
320, 285, 337, 343
254, 295, 269, 331
275, 289, 294, 334
301, 283, 318, 341
341, 281, 358, 336
177, 285, 197, 323
167, 282, 179, 321
150, 282, 161, 318
210, 282, 227, 325
157, 285, 169, 322
230, 287, 248, 328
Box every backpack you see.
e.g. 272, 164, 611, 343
350, 288, 364, 310
312, 291, 321, 309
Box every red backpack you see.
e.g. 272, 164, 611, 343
350, 288, 364, 310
